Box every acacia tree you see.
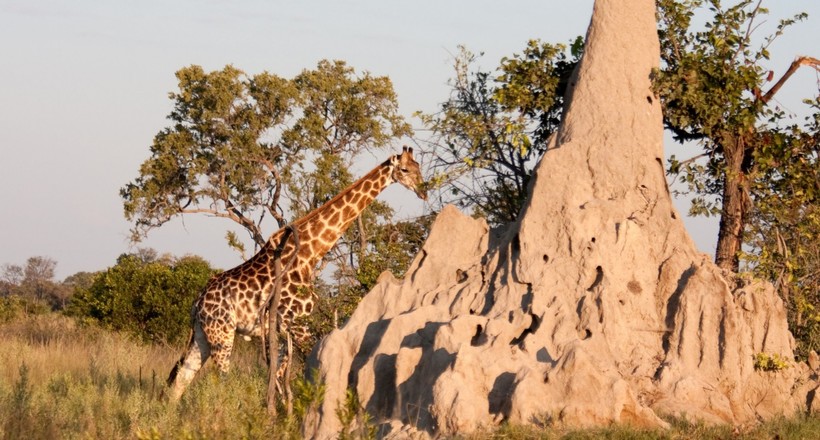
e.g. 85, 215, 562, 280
654, 0, 819, 272
419, 41, 581, 225
122, 60, 411, 271
280, 60, 412, 279
122, 65, 297, 250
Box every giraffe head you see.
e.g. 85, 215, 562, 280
390, 146, 427, 200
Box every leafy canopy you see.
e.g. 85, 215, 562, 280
418, 40, 581, 225
122, 60, 426, 339
67, 251, 218, 344
122, 60, 412, 256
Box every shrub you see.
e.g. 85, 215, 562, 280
754, 352, 791, 372
67, 253, 217, 344
0, 296, 51, 323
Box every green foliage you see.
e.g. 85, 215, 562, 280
122, 61, 424, 347
656, 0, 819, 355
745, 97, 820, 359
355, 214, 434, 291
122, 65, 297, 247
292, 370, 326, 424
336, 388, 376, 440
655, 0, 813, 271
753, 352, 790, 371
122, 60, 411, 254
419, 40, 581, 226
66, 251, 218, 344
0, 296, 51, 323
3, 364, 36, 439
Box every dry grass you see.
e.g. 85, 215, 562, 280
0, 313, 282, 439
2, 313, 819, 439
0, 314, 174, 386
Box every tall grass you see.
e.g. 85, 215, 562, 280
0, 313, 282, 439
1, 313, 819, 439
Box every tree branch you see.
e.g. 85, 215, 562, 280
759, 56, 820, 105
663, 119, 706, 143
258, 157, 286, 227
180, 205, 266, 247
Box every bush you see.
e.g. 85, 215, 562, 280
0, 296, 51, 323
67, 254, 217, 344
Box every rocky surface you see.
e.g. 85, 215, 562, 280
303, 0, 819, 438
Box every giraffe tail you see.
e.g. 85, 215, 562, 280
166, 328, 194, 387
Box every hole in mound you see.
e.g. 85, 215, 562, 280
587, 266, 604, 291
471, 325, 487, 346
510, 313, 541, 346
456, 269, 468, 283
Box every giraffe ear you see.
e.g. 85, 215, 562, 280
402, 146, 414, 155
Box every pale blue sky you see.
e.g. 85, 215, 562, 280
0, 1, 817, 279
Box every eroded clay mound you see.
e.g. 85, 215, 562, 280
303, 0, 819, 438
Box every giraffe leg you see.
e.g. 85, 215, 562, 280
168, 321, 211, 401
209, 332, 236, 375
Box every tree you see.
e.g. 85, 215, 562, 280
123, 61, 429, 345
123, 61, 411, 254
745, 97, 820, 358
1, 256, 69, 309
419, 41, 581, 226
1, 263, 24, 287
280, 60, 412, 282
654, 0, 819, 272
122, 65, 298, 249
67, 251, 218, 344
122, 61, 416, 286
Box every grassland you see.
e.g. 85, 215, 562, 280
1, 312, 819, 439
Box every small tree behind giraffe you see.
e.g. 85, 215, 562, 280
167, 147, 426, 400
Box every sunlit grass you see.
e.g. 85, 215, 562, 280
1, 313, 819, 439
0, 313, 280, 439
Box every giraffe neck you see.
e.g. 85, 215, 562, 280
267, 158, 394, 269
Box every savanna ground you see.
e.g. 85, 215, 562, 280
2, 311, 819, 439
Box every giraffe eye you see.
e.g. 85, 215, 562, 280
400, 167, 409, 173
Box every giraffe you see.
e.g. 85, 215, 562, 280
167, 146, 426, 400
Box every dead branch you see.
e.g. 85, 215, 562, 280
760, 56, 820, 105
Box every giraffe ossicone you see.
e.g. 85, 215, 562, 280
167, 146, 426, 400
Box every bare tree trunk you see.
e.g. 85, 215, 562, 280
714, 135, 750, 272
713, 56, 820, 272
